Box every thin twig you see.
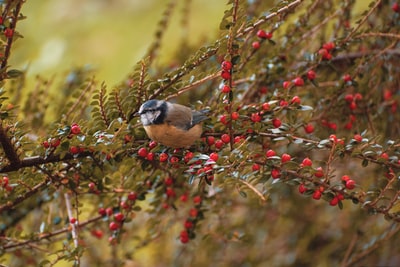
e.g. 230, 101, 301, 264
238, 179, 266, 201
341, 0, 382, 45
64, 192, 79, 248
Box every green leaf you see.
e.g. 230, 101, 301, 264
6, 69, 24, 78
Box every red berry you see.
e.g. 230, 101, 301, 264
345, 179, 355, 190
252, 163, 261, 171
221, 61, 232, 70
128, 192, 137, 201
215, 139, 224, 149
383, 89, 392, 101
219, 114, 228, 125
105, 207, 113, 216
380, 152, 389, 160
252, 41, 260, 49
169, 156, 179, 164
280, 100, 288, 107
43, 141, 50, 148
265, 32, 273, 39
283, 81, 291, 89
207, 136, 215, 146
302, 157, 312, 167
259, 86, 268, 94
231, 111, 239, 120
184, 152, 194, 163
51, 138, 61, 148
298, 184, 307, 194
70, 146, 80, 154
329, 196, 339, 206
180, 230, 190, 243
343, 74, 352, 82
293, 77, 304, 86
256, 29, 268, 39
354, 134, 362, 142
109, 222, 120, 231
392, 2, 400, 12
193, 195, 202, 205
98, 207, 107, 216
262, 102, 270, 110
91, 229, 104, 239
266, 149, 276, 158
341, 175, 350, 182
70, 124, 81, 135
312, 190, 322, 200
209, 152, 219, 162
307, 70, 316, 80
114, 212, 124, 222
234, 136, 243, 143
159, 152, 169, 162
271, 168, 281, 179
166, 187, 176, 198
318, 48, 332, 60
70, 217, 77, 224
354, 93, 363, 100
221, 134, 230, 144
304, 123, 314, 134
344, 94, 354, 102
322, 42, 335, 51
189, 208, 198, 218
146, 152, 155, 161
281, 153, 291, 163
148, 140, 158, 149
251, 113, 262, 122
184, 220, 194, 229
180, 193, 188, 202
272, 118, 281, 128
4, 28, 13, 38
138, 147, 148, 158
222, 85, 231, 93
349, 101, 357, 110
314, 167, 324, 178
291, 96, 301, 104
164, 177, 174, 186
328, 122, 337, 131
329, 134, 338, 142
337, 193, 345, 200
88, 183, 96, 192
221, 70, 231, 80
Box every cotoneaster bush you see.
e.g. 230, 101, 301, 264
0, 1, 399, 266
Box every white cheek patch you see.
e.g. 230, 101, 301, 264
141, 110, 161, 125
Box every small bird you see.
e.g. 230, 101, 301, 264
136, 99, 209, 148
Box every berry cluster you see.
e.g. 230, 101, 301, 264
179, 195, 203, 243
318, 42, 335, 60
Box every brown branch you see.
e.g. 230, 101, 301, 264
237, 0, 304, 38
341, 0, 382, 45
0, 0, 24, 72
342, 223, 400, 267
165, 71, 220, 101
0, 150, 93, 173
0, 177, 49, 213
0, 121, 20, 166
1, 215, 103, 251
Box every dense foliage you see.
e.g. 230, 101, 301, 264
1, 0, 400, 266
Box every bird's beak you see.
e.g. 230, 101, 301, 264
128, 112, 140, 122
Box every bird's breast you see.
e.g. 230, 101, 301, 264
143, 124, 203, 148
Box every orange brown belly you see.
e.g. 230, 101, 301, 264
143, 124, 203, 148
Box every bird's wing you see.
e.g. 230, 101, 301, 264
191, 109, 209, 126
165, 103, 194, 130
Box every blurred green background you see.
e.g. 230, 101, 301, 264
10, 0, 226, 87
